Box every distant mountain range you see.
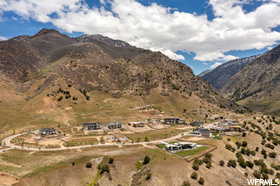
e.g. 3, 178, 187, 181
200, 55, 259, 89
0, 29, 245, 130
201, 45, 280, 115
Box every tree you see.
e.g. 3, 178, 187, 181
219, 160, 225, 166
143, 155, 151, 165
269, 152, 277, 158
253, 170, 261, 179
181, 181, 191, 186
191, 172, 198, 180
146, 173, 152, 180
98, 164, 110, 174
242, 141, 248, 147
192, 164, 199, 171
198, 177, 205, 185
206, 162, 212, 169
227, 160, 237, 168
108, 157, 114, 164
246, 161, 254, 169
86, 162, 92, 168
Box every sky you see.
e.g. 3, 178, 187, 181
0, 0, 280, 74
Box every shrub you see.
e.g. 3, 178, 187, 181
191, 172, 198, 180
235, 141, 242, 149
265, 143, 275, 150
98, 164, 110, 174
239, 161, 247, 169
219, 160, 225, 166
253, 170, 261, 179
246, 161, 254, 169
181, 181, 191, 186
86, 162, 92, 168
271, 164, 280, 171
225, 144, 236, 152
146, 173, 152, 180
242, 141, 248, 147
227, 160, 237, 168
108, 157, 114, 164
206, 162, 212, 169
269, 152, 277, 158
192, 164, 199, 171
143, 155, 151, 165
198, 177, 205, 185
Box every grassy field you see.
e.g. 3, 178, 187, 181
175, 146, 209, 157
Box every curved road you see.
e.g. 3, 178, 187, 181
1, 131, 190, 152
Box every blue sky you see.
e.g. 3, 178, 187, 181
0, 0, 280, 74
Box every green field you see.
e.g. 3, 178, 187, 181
175, 146, 209, 157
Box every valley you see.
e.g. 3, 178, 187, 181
0, 29, 279, 186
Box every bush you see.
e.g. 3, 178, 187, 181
269, 152, 277, 158
191, 172, 198, 180
146, 173, 152, 180
242, 141, 248, 147
265, 143, 275, 150
98, 164, 110, 174
239, 160, 247, 169
246, 161, 254, 169
276, 172, 280, 179
235, 141, 242, 149
192, 164, 199, 171
225, 144, 236, 152
219, 160, 225, 166
86, 162, 92, 168
181, 181, 191, 186
108, 157, 114, 164
253, 170, 261, 179
206, 162, 212, 169
143, 155, 151, 165
227, 160, 237, 168
198, 177, 205, 185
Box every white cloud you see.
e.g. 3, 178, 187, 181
0, 36, 7, 40
1, 0, 280, 61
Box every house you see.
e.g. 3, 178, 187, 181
128, 122, 145, 127
39, 128, 57, 136
190, 121, 204, 127
162, 118, 185, 125
107, 122, 122, 129
192, 128, 212, 138
83, 123, 101, 131
163, 142, 197, 152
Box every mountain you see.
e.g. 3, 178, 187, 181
201, 56, 259, 89
0, 29, 245, 130
219, 45, 280, 115
198, 69, 212, 77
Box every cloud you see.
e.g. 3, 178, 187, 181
1, 0, 280, 61
0, 36, 7, 40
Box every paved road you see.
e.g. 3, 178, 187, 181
0, 131, 189, 152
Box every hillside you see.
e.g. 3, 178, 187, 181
219, 45, 280, 115
201, 56, 258, 90
0, 29, 245, 131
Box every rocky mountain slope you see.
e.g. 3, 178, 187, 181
218, 45, 280, 115
0, 29, 245, 130
201, 56, 259, 90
